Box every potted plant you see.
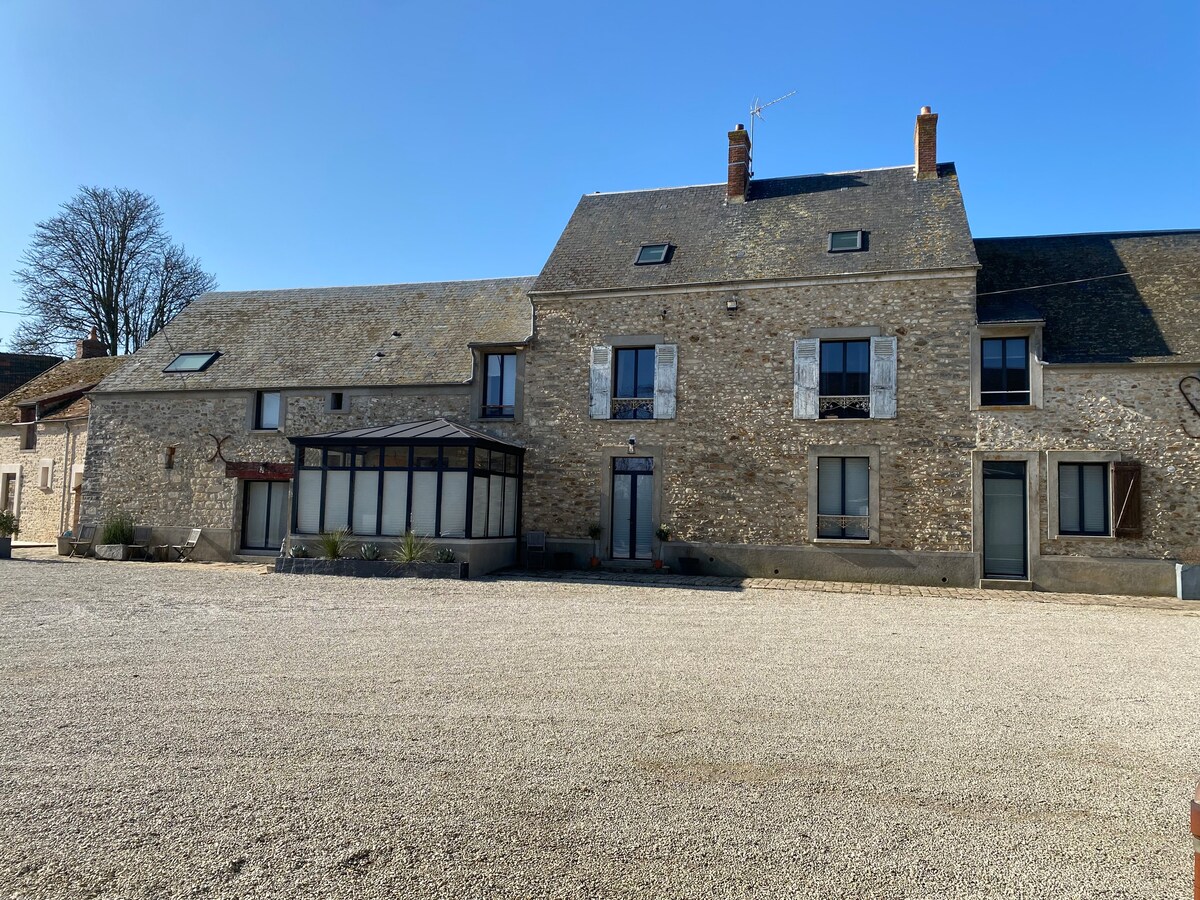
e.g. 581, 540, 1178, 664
652, 525, 673, 570
0, 509, 19, 560
587, 523, 603, 567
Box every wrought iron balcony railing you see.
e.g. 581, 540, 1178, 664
612, 397, 654, 419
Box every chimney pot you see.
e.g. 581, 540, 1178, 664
75, 329, 107, 359
914, 106, 939, 180
726, 126, 752, 203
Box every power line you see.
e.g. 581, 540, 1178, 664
976, 271, 1134, 298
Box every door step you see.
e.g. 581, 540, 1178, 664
979, 579, 1034, 591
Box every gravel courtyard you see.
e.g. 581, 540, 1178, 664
1, 556, 1197, 899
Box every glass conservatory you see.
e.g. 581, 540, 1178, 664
289, 419, 524, 540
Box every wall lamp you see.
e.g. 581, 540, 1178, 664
726, 297, 739, 315
627, 436, 637, 454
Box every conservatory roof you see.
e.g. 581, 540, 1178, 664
289, 418, 524, 450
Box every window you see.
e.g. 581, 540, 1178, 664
328, 391, 347, 413
980, 337, 1030, 406
164, 351, 220, 373
635, 244, 671, 265
1, 472, 16, 512
828, 230, 865, 252
37, 459, 53, 490
613, 348, 656, 419
816, 456, 870, 539
482, 353, 516, 418
1058, 463, 1109, 536
255, 391, 281, 430
819, 339, 870, 419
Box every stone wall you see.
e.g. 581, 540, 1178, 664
516, 274, 979, 554
0, 419, 87, 543
84, 387, 473, 558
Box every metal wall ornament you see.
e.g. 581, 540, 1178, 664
1180, 376, 1200, 438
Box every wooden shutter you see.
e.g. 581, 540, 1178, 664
653, 344, 678, 420
589, 346, 612, 420
869, 336, 898, 419
1113, 461, 1142, 538
793, 339, 819, 420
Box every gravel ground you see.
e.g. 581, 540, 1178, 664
1, 556, 1197, 899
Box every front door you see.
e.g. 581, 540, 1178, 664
611, 457, 653, 560
983, 461, 1027, 579
242, 480, 290, 552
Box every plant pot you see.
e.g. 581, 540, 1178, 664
589, 556, 600, 568
1178, 563, 1200, 601
0, 537, 11, 560
94, 544, 131, 561
653, 559, 664, 570
57, 537, 72, 555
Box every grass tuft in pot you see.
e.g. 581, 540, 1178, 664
100, 511, 135, 545
316, 529, 350, 560
391, 531, 431, 564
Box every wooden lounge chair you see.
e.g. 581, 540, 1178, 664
525, 530, 546, 570
67, 524, 96, 558
127, 526, 153, 561
169, 528, 202, 562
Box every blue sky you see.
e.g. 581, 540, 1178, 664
1, 0, 1197, 350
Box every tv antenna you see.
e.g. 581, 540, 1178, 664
748, 90, 796, 175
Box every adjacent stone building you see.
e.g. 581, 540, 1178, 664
0, 333, 124, 543
81, 109, 1200, 594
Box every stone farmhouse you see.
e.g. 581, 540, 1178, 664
82, 109, 1200, 595
0, 333, 125, 543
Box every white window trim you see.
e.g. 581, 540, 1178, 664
806, 444, 881, 545
1046, 450, 1121, 541
972, 324, 1044, 410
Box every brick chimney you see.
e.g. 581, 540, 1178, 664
75, 327, 107, 359
914, 106, 938, 180
727, 124, 751, 203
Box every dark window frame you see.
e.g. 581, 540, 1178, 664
1058, 462, 1110, 536
818, 339, 871, 419
254, 390, 282, 430
816, 456, 870, 540
980, 337, 1031, 406
164, 351, 221, 373
612, 346, 655, 420
482, 352, 517, 419
828, 230, 865, 252
634, 244, 672, 266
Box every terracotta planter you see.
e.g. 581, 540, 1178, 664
653, 559, 664, 570
589, 556, 600, 568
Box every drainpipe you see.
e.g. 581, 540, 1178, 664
60, 421, 72, 536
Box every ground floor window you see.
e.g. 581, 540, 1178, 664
292, 429, 522, 539
816, 457, 869, 539
1057, 462, 1109, 536
242, 480, 290, 551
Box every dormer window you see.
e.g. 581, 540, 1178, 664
635, 244, 672, 265
164, 351, 220, 373
828, 231, 865, 252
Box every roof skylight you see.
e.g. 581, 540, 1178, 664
828, 231, 866, 252
635, 244, 672, 265
164, 351, 221, 373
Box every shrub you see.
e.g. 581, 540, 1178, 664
655, 525, 672, 541
289, 543, 311, 558
315, 529, 350, 560
0, 509, 18, 538
100, 511, 135, 545
434, 547, 455, 564
360, 543, 382, 561
391, 531, 430, 564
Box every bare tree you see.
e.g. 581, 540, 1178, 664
10, 187, 217, 355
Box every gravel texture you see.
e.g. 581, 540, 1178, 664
1, 556, 1198, 899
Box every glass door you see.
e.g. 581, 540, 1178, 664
242, 480, 290, 551
983, 461, 1027, 579
611, 457, 653, 560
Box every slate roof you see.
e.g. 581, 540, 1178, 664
95, 277, 536, 393
291, 418, 524, 449
0, 355, 126, 425
532, 165, 978, 294
975, 230, 1200, 364
0, 353, 61, 398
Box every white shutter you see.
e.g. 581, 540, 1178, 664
589, 346, 612, 419
653, 343, 678, 420
869, 336, 898, 419
793, 339, 819, 420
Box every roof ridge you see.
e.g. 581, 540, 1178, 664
198, 275, 537, 298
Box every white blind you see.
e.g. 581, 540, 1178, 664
471, 476, 488, 537
381, 472, 408, 535
503, 476, 518, 537
439, 472, 468, 538
411, 472, 437, 536
296, 470, 322, 533
323, 471, 350, 531
352, 471, 379, 535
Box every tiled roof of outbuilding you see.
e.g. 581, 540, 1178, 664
95, 277, 536, 393
0, 353, 61, 398
975, 230, 1200, 364
0, 355, 126, 425
532, 164, 978, 294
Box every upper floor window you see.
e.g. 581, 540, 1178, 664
19, 407, 35, 450
819, 340, 871, 419
482, 353, 516, 418
589, 344, 677, 421
255, 391, 281, 430
980, 337, 1030, 406
635, 244, 672, 265
1058, 462, 1109, 536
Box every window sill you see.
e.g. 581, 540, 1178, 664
1052, 533, 1115, 542
976, 404, 1035, 412
812, 537, 876, 546
249, 428, 283, 434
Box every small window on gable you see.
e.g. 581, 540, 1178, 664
635, 244, 672, 265
828, 231, 865, 252
328, 391, 347, 413
255, 391, 281, 430
164, 351, 220, 373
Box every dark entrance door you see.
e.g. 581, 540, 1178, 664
983, 461, 1027, 579
611, 457, 653, 560
242, 480, 289, 551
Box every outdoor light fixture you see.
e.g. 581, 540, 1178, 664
627, 436, 636, 454
726, 297, 739, 315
